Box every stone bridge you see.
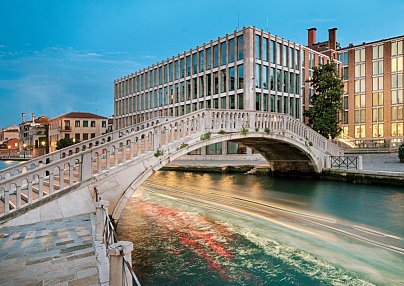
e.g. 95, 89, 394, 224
0, 109, 343, 227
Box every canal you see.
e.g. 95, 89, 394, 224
117, 171, 404, 286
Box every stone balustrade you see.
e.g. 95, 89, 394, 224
0, 109, 343, 218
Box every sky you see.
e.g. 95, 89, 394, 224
1, 0, 404, 128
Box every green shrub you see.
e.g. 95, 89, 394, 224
200, 132, 212, 140
154, 148, 164, 157
218, 130, 226, 135
264, 128, 270, 134
179, 142, 189, 149
399, 143, 404, 163
255, 127, 259, 132
241, 128, 248, 136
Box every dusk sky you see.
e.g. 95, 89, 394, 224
1, 0, 404, 128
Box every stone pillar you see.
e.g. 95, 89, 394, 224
358, 155, 363, 170
95, 200, 109, 242
81, 152, 93, 181
325, 155, 331, 169
107, 241, 134, 286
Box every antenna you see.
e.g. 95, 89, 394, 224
237, 12, 240, 30
266, 16, 269, 32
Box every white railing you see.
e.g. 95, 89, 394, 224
0, 109, 342, 218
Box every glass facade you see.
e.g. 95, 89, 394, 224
114, 27, 313, 130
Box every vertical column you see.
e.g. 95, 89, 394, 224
95, 200, 109, 242
81, 152, 93, 181
97, 154, 102, 173
69, 165, 75, 186
114, 147, 119, 166
59, 169, 64, 192
39, 176, 44, 198
49, 172, 54, 195
106, 151, 111, 170
243, 27, 255, 111
4, 189, 9, 214
27, 180, 33, 203
16, 185, 21, 209
107, 241, 134, 286
129, 141, 134, 160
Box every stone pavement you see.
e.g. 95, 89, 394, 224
0, 214, 100, 286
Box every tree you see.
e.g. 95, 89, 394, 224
304, 62, 344, 139
56, 138, 75, 150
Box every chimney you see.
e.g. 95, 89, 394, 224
31, 113, 35, 124
328, 28, 337, 50
308, 28, 317, 46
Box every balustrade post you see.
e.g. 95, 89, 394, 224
27, 180, 33, 203
69, 166, 74, 186
39, 176, 44, 198
154, 126, 161, 150
107, 241, 134, 286
81, 152, 93, 181
114, 148, 119, 166
49, 172, 54, 195
129, 141, 134, 160
59, 169, 64, 192
16, 185, 21, 209
4, 189, 9, 214
249, 112, 255, 129
96, 200, 109, 241
358, 155, 363, 170
106, 151, 111, 170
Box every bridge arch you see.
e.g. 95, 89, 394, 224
109, 131, 323, 222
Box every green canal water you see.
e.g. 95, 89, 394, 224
117, 171, 404, 286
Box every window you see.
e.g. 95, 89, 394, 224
180, 58, 185, 78
91, 121, 96, 127
238, 93, 244, 109
83, 133, 89, 141
355, 63, 365, 78
391, 56, 403, 72
262, 67, 268, 89
220, 70, 226, 93
391, 89, 403, 105
237, 64, 244, 89
372, 45, 383, 59
199, 50, 205, 72
229, 67, 235, 91
186, 55, 191, 76
220, 42, 227, 65
255, 93, 261, 110
199, 76, 205, 97
213, 45, 219, 68
255, 64, 261, 88
354, 125, 365, 138
237, 35, 243, 60
192, 53, 198, 74
75, 120, 80, 127
229, 38, 235, 63
391, 40, 403, 56
206, 48, 211, 70
262, 38, 268, 61
75, 133, 80, 141
355, 48, 365, 63
391, 74, 403, 89
255, 35, 261, 60
91, 133, 96, 138
372, 76, 383, 90
206, 142, 222, 155
372, 61, 383, 75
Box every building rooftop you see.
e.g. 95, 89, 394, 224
51, 112, 108, 121
339, 34, 404, 51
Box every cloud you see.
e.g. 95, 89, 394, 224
0, 46, 145, 128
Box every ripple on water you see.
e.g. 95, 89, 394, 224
117, 193, 374, 286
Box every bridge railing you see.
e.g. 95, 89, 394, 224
0, 109, 342, 218
0, 117, 172, 182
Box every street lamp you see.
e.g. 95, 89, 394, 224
23, 143, 27, 159
41, 141, 46, 155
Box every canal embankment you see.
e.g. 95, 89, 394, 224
162, 152, 404, 186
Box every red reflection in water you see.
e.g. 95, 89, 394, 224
137, 200, 233, 279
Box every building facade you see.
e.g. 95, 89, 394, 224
113, 26, 332, 156
19, 114, 49, 158
48, 112, 108, 152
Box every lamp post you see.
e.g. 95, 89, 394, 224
23, 143, 27, 159
7, 145, 11, 158
41, 141, 46, 155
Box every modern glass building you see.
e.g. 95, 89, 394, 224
114, 26, 332, 156
114, 27, 332, 128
